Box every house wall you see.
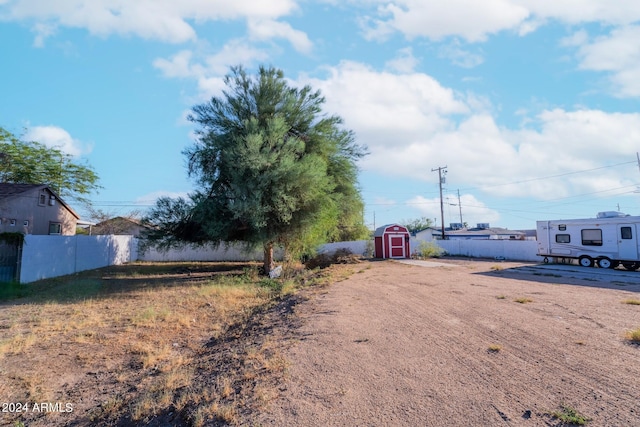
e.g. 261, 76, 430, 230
0, 187, 77, 235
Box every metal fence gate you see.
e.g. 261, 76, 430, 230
0, 242, 20, 282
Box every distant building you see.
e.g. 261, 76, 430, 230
0, 183, 79, 235
414, 223, 526, 241
91, 216, 150, 236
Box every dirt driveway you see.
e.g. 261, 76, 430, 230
254, 259, 640, 426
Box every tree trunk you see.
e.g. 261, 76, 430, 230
263, 242, 274, 275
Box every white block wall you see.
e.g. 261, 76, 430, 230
435, 239, 539, 261
19, 235, 135, 283
138, 242, 283, 262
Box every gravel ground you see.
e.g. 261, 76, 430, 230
253, 259, 640, 426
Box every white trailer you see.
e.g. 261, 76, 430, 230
536, 211, 640, 270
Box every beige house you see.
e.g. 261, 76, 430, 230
0, 183, 79, 235
91, 216, 150, 236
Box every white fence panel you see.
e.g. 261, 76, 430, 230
138, 242, 283, 262
436, 239, 539, 261
20, 235, 134, 283
19, 235, 540, 284
317, 240, 371, 256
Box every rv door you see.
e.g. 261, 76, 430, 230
617, 224, 639, 260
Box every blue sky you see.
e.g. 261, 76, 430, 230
2, 1, 640, 231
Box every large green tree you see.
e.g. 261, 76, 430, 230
143, 65, 368, 272
0, 127, 100, 205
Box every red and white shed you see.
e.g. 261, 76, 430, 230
374, 224, 410, 259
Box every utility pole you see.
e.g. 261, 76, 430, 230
432, 166, 447, 240
457, 189, 463, 225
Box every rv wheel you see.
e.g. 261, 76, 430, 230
578, 256, 593, 268
597, 257, 613, 269
622, 262, 640, 271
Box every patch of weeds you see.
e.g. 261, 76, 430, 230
496, 295, 506, 300
488, 344, 502, 352
514, 297, 533, 304
625, 327, 640, 344
575, 341, 586, 346
550, 404, 590, 425
258, 278, 282, 293
490, 265, 503, 271
354, 338, 369, 343
415, 241, 445, 259
0, 281, 31, 300
622, 299, 640, 305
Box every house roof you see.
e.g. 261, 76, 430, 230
0, 183, 47, 199
448, 227, 525, 237
0, 183, 80, 219
94, 216, 148, 228
414, 226, 525, 237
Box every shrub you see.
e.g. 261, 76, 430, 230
414, 241, 444, 259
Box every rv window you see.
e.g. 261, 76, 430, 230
558, 224, 567, 231
581, 229, 602, 246
555, 234, 570, 243
621, 227, 633, 240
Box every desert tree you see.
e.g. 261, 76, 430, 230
0, 127, 100, 206
143, 65, 367, 272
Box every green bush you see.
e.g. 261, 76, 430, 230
415, 241, 445, 259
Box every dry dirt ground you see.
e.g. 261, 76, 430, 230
252, 259, 640, 427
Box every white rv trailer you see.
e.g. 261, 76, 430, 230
536, 211, 640, 270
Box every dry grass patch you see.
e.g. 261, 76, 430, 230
625, 327, 640, 344
488, 344, 503, 353
622, 299, 640, 305
514, 297, 534, 304
0, 260, 349, 426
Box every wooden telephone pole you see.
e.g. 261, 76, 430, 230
432, 166, 447, 240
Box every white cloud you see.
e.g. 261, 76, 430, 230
247, 18, 313, 54
357, 0, 640, 43
385, 47, 418, 73
438, 40, 484, 68
153, 40, 270, 99
296, 62, 640, 201
1, 0, 300, 44
302, 61, 468, 136
361, 0, 530, 42
24, 125, 92, 157
520, 0, 640, 26
571, 25, 640, 97
560, 29, 589, 48
407, 194, 501, 226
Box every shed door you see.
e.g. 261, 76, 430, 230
388, 234, 406, 258
618, 224, 638, 260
